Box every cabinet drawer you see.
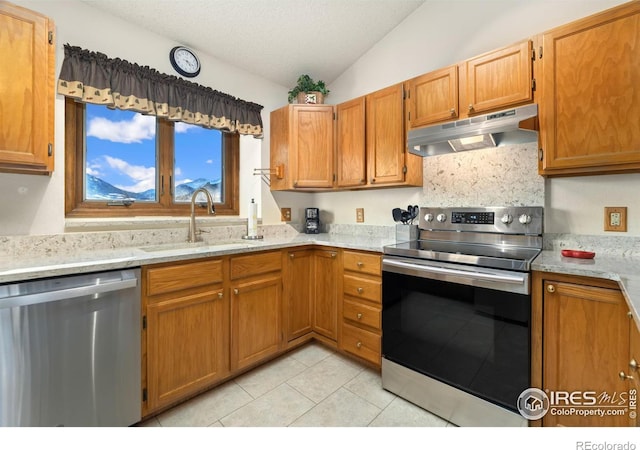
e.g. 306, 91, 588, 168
341, 322, 380, 365
343, 251, 381, 276
146, 259, 223, 296
343, 298, 380, 330
343, 274, 381, 303
230, 251, 282, 280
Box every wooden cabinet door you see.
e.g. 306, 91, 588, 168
283, 249, 313, 341
313, 249, 339, 340
231, 275, 282, 371
406, 65, 459, 129
0, 2, 55, 175
291, 105, 334, 188
543, 280, 630, 427
539, 2, 640, 175
146, 287, 229, 412
366, 83, 405, 185
629, 319, 640, 426
336, 97, 366, 187
464, 40, 533, 115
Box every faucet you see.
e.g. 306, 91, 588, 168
188, 187, 216, 243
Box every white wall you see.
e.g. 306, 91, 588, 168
318, 0, 639, 236
0, 0, 312, 235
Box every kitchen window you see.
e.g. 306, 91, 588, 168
65, 98, 239, 217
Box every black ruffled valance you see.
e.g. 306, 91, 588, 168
57, 44, 263, 136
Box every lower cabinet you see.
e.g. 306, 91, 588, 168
143, 258, 229, 414
339, 250, 382, 366
533, 271, 636, 427
313, 248, 339, 341
229, 251, 283, 371
283, 248, 314, 342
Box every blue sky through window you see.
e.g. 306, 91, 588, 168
84, 104, 222, 202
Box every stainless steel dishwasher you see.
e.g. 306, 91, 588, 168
0, 268, 141, 427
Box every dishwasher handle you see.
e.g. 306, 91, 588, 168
0, 276, 138, 310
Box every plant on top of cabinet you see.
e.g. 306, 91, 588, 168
288, 74, 330, 104
0, 2, 55, 175
538, 1, 640, 176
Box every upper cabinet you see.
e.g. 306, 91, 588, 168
538, 1, 640, 176
406, 40, 533, 130
0, 2, 55, 175
335, 97, 366, 188
270, 104, 335, 190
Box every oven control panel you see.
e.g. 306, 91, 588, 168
420, 206, 543, 235
451, 211, 495, 224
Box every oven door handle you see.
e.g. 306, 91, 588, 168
383, 258, 527, 286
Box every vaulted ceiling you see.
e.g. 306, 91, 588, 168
79, 0, 426, 88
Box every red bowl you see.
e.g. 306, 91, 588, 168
561, 249, 596, 259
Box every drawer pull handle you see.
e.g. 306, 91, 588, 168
356, 341, 362, 349
357, 313, 363, 320
630, 359, 638, 370
619, 371, 634, 381
234, 289, 239, 295
357, 287, 364, 294
547, 285, 555, 293
357, 262, 364, 268
218, 292, 223, 299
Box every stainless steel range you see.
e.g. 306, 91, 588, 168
381, 206, 543, 427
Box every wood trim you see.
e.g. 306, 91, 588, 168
64, 99, 240, 217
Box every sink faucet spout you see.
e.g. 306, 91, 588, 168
188, 188, 216, 243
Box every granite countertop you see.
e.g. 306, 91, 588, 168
0, 233, 396, 284
533, 250, 640, 330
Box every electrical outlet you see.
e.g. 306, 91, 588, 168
281, 207, 291, 222
604, 206, 627, 232
356, 208, 364, 223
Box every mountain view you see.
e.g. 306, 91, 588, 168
86, 174, 221, 202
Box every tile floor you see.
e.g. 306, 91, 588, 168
138, 341, 453, 427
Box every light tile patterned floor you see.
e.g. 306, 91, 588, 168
138, 341, 453, 427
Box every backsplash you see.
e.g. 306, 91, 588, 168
420, 143, 543, 207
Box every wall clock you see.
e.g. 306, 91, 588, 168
169, 46, 201, 78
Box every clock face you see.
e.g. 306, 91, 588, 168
170, 46, 201, 77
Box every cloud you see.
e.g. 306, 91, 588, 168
174, 167, 182, 176
206, 159, 214, 164
175, 122, 199, 133
86, 162, 102, 177
87, 114, 156, 143
104, 156, 155, 192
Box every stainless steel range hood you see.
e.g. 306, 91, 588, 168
408, 103, 538, 157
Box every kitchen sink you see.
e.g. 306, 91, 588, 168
140, 240, 259, 253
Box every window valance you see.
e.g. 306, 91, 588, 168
57, 44, 263, 136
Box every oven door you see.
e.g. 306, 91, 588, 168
382, 256, 530, 425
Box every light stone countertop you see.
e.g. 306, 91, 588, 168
532, 250, 640, 330
0, 233, 396, 284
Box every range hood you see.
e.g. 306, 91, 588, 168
408, 103, 538, 157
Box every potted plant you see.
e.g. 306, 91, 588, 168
287, 74, 330, 104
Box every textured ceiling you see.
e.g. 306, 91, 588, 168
79, 0, 426, 88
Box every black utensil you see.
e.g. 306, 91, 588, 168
400, 210, 411, 224
392, 208, 403, 223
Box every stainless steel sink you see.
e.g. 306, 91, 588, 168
140, 240, 258, 253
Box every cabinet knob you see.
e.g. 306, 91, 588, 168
357, 287, 364, 294
356, 341, 362, 349
450, 108, 456, 116
289, 253, 294, 259
468, 104, 474, 111
218, 292, 223, 299
619, 371, 634, 381
630, 358, 638, 370
371, 178, 375, 184
331, 252, 336, 258
234, 288, 239, 295
357, 261, 364, 268
547, 284, 556, 293
357, 313, 363, 320
293, 181, 298, 187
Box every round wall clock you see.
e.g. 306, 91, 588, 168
169, 46, 201, 78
